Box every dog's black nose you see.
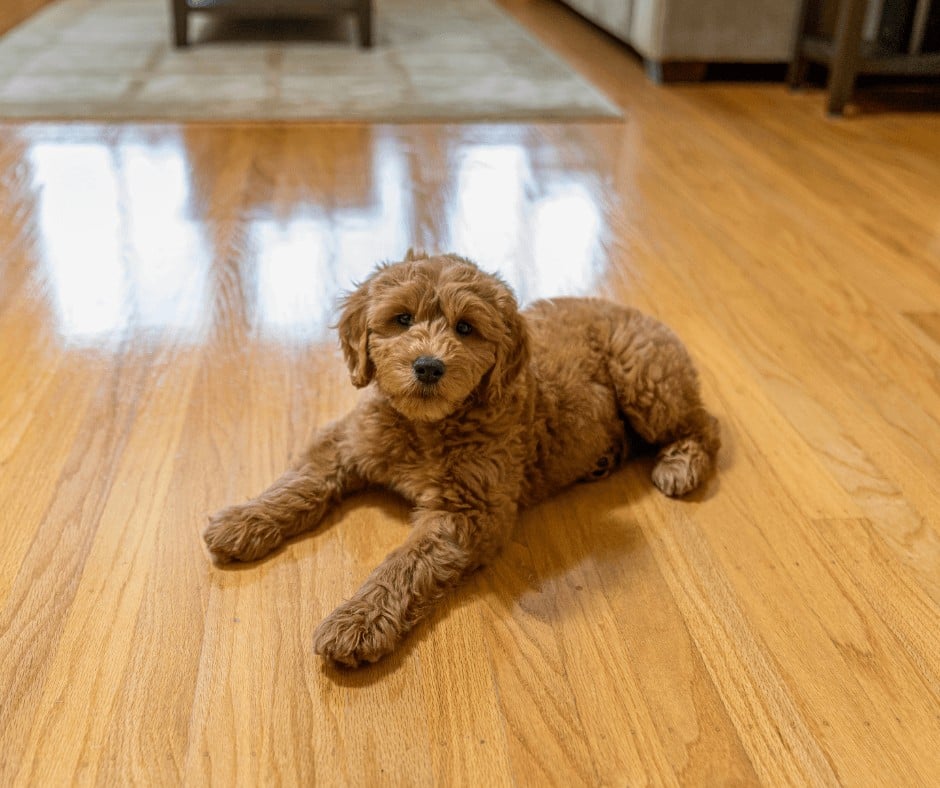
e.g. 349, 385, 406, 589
413, 356, 445, 384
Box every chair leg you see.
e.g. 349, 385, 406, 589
172, 0, 189, 47
827, 0, 867, 114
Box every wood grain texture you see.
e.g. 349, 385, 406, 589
1, 0, 939, 784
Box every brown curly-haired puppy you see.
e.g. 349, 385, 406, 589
203, 251, 719, 667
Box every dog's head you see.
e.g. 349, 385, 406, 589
337, 251, 529, 422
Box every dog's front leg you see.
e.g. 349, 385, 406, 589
313, 506, 512, 667
203, 420, 362, 563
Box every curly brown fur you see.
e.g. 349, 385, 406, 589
203, 252, 720, 667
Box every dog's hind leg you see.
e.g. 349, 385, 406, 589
609, 312, 720, 497
203, 419, 364, 563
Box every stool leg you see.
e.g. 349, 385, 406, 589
827, 0, 867, 114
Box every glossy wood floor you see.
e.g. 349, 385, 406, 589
2, 1, 940, 785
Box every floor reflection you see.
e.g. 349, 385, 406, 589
252, 219, 331, 341
446, 141, 604, 304
121, 143, 209, 336
448, 144, 529, 281
530, 182, 603, 299
22, 126, 609, 351
249, 134, 411, 342
30, 137, 210, 346
30, 142, 128, 342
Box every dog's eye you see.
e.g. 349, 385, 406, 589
395, 313, 414, 327
455, 320, 473, 336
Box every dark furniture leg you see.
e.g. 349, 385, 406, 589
827, 0, 868, 114
172, 0, 189, 47
787, 0, 812, 87
358, 0, 373, 48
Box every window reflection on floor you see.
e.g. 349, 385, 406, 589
530, 182, 603, 299
252, 219, 332, 341
30, 139, 210, 346
30, 142, 128, 343
448, 144, 528, 284
446, 142, 603, 304
27, 131, 605, 350
250, 135, 411, 342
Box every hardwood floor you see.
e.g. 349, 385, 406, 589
1, 1, 939, 785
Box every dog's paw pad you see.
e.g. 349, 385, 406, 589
313, 602, 400, 668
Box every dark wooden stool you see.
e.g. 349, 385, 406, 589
789, 0, 940, 114
171, 0, 373, 49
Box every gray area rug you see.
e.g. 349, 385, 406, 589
0, 0, 621, 121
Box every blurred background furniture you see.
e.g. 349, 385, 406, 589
171, 0, 373, 48
555, 0, 803, 81
789, 0, 940, 114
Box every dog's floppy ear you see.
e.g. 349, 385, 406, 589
486, 296, 530, 403
338, 280, 374, 388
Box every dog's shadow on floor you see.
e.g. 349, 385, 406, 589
206, 437, 725, 686
319, 449, 723, 687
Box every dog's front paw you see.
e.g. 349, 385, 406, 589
313, 599, 401, 668
203, 503, 282, 564
651, 438, 711, 497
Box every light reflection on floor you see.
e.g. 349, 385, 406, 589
30, 139, 211, 346
23, 128, 607, 350
448, 142, 603, 303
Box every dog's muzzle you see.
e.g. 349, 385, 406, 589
412, 355, 445, 385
